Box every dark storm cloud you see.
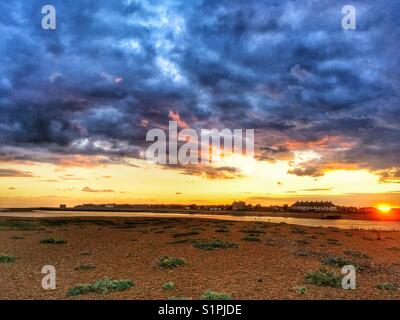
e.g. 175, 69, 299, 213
0, 0, 399, 179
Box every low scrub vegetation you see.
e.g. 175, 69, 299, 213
193, 239, 238, 250
173, 231, 200, 238
296, 249, 314, 257
80, 251, 93, 256
386, 247, 400, 251
162, 282, 175, 290
294, 239, 311, 245
0, 254, 15, 263
74, 263, 96, 271
241, 235, 260, 242
0, 219, 34, 230
169, 296, 191, 300
201, 289, 231, 300
240, 229, 265, 234
10, 235, 24, 240
291, 227, 308, 234
305, 268, 342, 287
158, 256, 185, 268
376, 282, 397, 291
67, 278, 134, 296
40, 237, 67, 244
321, 254, 353, 268
325, 238, 341, 246
343, 249, 370, 259
295, 286, 307, 295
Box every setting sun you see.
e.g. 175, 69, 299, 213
377, 204, 392, 213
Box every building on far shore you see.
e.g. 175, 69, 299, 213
290, 201, 337, 212
59, 204, 67, 209
232, 201, 247, 211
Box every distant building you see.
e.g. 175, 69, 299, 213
59, 204, 67, 209
359, 207, 377, 214
232, 201, 247, 211
291, 201, 337, 212
337, 206, 359, 213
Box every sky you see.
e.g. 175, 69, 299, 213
0, 0, 399, 208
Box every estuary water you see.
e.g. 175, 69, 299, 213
1, 210, 400, 231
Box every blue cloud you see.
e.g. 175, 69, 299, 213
0, 0, 399, 179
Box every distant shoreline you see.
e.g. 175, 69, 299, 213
1, 207, 399, 221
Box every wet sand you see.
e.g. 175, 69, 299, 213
1, 216, 400, 300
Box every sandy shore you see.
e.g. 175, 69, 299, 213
1, 216, 400, 300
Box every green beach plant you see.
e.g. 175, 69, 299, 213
0, 254, 16, 263
201, 289, 231, 300
158, 256, 185, 268
67, 278, 134, 296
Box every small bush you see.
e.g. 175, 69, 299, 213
240, 229, 265, 234
158, 256, 185, 268
67, 284, 93, 296
173, 231, 200, 238
80, 251, 93, 256
169, 239, 196, 244
169, 296, 191, 300
215, 228, 229, 233
40, 219, 68, 227
376, 282, 396, 291
295, 286, 307, 295
75, 264, 96, 271
325, 238, 341, 246
0, 254, 15, 263
296, 249, 313, 257
362, 237, 374, 241
295, 239, 310, 245
67, 278, 134, 296
10, 235, 24, 240
241, 236, 260, 242
40, 238, 67, 244
292, 227, 307, 234
0, 220, 34, 230
321, 255, 353, 268
305, 268, 342, 287
201, 289, 231, 300
194, 239, 238, 250
386, 247, 400, 251
343, 249, 370, 259
162, 282, 175, 290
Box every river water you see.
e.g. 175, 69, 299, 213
1, 210, 400, 231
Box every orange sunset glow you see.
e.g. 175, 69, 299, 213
1, 153, 400, 208
377, 204, 392, 214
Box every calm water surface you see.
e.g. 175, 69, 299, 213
1, 210, 400, 231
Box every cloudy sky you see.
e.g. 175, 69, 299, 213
1, 0, 399, 207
